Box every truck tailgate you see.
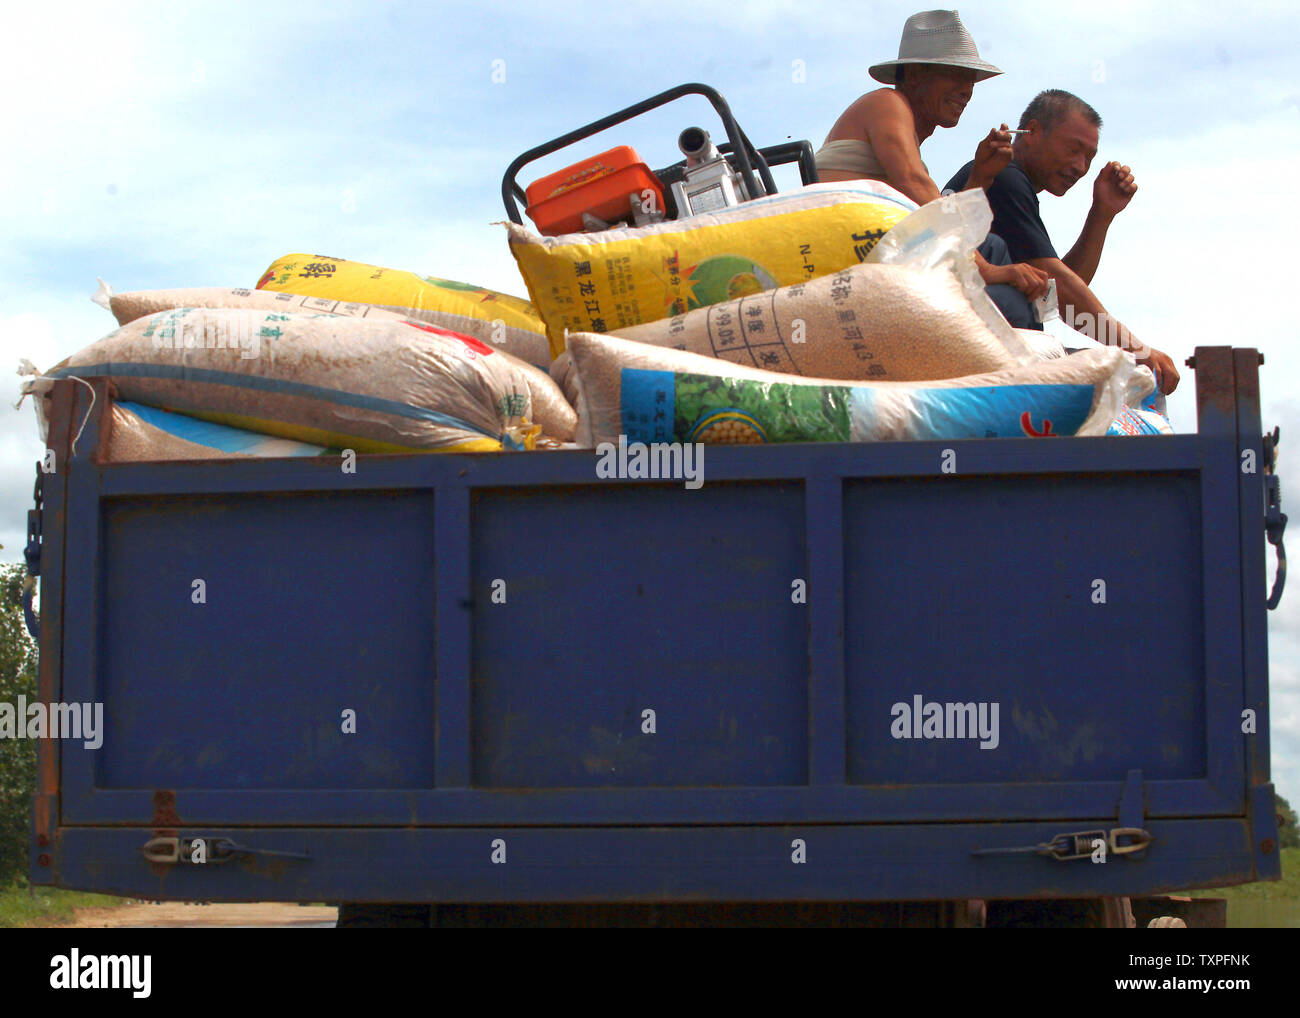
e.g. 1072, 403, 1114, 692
30, 347, 1281, 903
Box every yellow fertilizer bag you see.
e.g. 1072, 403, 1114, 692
255, 254, 552, 367
507, 181, 917, 358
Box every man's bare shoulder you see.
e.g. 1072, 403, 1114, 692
828, 88, 910, 139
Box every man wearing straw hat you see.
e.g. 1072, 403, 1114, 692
817, 10, 1050, 328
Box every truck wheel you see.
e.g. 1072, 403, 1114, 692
335, 903, 432, 928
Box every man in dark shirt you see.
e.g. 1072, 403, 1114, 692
945, 89, 1178, 393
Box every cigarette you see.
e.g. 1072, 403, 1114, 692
1005, 129, 1032, 135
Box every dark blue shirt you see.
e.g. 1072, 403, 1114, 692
945, 161, 1058, 263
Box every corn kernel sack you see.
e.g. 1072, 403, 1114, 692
106, 404, 243, 462
610, 262, 1018, 381
107, 401, 329, 462
567, 331, 1149, 446
51, 308, 575, 453
255, 254, 552, 367
508, 181, 918, 358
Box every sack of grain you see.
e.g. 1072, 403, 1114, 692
865, 188, 1024, 350
107, 404, 240, 462
106, 401, 327, 462
549, 349, 581, 407
101, 281, 406, 326
608, 262, 1020, 381
567, 330, 1150, 446
1015, 327, 1067, 361
254, 254, 552, 368
508, 181, 918, 358
50, 308, 576, 452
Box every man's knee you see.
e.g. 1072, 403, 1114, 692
978, 233, 1012, 265
985, 283, 1041, 330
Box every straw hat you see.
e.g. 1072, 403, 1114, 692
869, 10, 1003, 85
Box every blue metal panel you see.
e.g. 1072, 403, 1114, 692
50, 777, 1240, 828
49, 819, 1258, 903
434, 488, 472, 788
843, 472, 1207, 785
1198, 437, 1249, 807
93, 436, 1210, 497
805, 478, 846, 785
1232, 351, 1272, 790
92, 491, 439, 789
55, 435, 1251, 824
57, 405, 106, 821
469, 482, 808, 787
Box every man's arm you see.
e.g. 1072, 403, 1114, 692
858, 91, 942, 204
863, 101, 1014, 204
1061, 161, 1137, 285
1027, 255, 1179, 394
1060, 206, 1113, 285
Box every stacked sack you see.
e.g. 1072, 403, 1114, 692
48, 307, 575, 459
507, 180, 919, 359
254, 254, 553, 370
37, 256, 575, 463
38, 181, 1166, 462
530, 188, 1154, 445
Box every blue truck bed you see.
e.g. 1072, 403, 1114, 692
26, 346, 1281, 912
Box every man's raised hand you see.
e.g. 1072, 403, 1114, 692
970, 124, 1014, 189
1093, 160, 1138, 217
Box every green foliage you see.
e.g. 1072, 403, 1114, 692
1276, 792, 1299, 850
0, 884, 121, 928
0, 565, 38, 887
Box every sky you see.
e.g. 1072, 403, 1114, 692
2, 0, 1297, 805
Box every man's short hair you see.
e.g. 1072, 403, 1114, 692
1018, 89, 1102, 132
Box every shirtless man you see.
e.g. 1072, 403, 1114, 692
817, 11, 1050, 318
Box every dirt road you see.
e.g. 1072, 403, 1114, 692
59, 902, 338, 928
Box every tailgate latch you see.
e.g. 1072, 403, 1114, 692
972, 827, 1154, 862
141, 836, 311, 866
